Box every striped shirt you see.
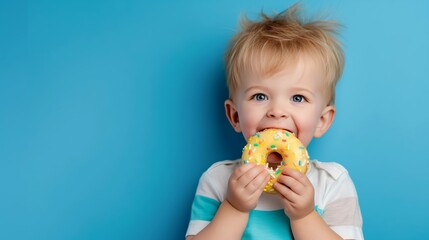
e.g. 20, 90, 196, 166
186, 159, 363, 239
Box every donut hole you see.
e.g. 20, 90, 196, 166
267, 152, 283, 170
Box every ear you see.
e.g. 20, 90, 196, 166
314, 105, 336, 138
224, 99, 241, 132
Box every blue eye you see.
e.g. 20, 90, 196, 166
252, 93, 268, 101
291, 95, 305, 102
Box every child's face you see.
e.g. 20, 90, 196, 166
225, 54, 335, 147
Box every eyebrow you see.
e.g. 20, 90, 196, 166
245, 85, 316, 97
244, 86, 270, 94
291, 87, 316, 97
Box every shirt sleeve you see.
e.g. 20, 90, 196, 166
322, 170, 364, 239
186, 160, 236, 237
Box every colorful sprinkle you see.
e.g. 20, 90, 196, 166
241, 128, 309, 193
273, 131, 283, 140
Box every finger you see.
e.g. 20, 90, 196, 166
237, 165, 266, 187
245, 168, 269, 193
273, 181, 296, 203
281, 168, 310, 193
248, 171, 270, 202
230, 163, 256, 181
276, 174, 305, 195
282, 167, 309, 186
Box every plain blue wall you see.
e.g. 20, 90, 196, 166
1, 0, 429, 239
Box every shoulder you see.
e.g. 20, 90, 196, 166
195, 159, 240, 200
309, 160, 359, 203
203, 159, 240, 177
308, 160, 355, 196
308, 160, 348, 181
206, 159, 241, 171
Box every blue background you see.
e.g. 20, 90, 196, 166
1, 0, 429, 239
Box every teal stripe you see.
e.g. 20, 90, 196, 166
243, 210, 292, 240
190, 196, 324, 239
190, 195, 220, 221
315, 205, 324, 216
243, 206, 324, 239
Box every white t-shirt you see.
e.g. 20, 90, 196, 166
186, 159, 364, 239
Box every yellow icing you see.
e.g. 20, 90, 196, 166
241, 129, 309, 194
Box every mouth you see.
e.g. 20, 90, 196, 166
259, 127, 296, 136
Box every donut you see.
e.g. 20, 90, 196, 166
241, 128, 309, 194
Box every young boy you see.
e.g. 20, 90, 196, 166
186, 4, 363, 240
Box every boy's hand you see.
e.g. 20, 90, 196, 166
226, 163, 270, 213
273, 167, 314, 220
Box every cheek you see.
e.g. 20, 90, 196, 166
238, 108, 261, 139
239, 117, 257, 139
295, 114, 320, 144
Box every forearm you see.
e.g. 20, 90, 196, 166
188, 200, 248, 240
290, 210, 342, 240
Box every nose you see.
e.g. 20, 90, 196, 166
266, 103, 289, 118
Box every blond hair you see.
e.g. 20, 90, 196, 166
225, 4, 344, 105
